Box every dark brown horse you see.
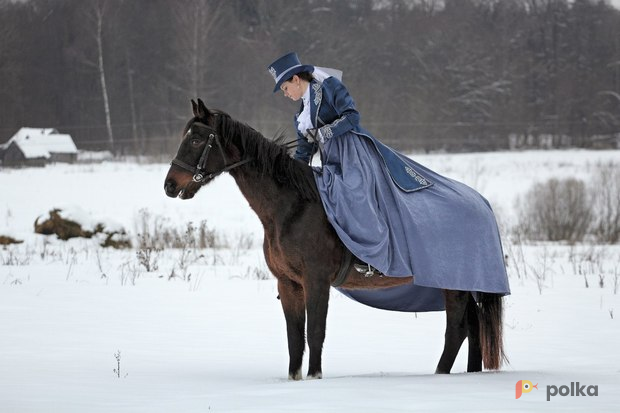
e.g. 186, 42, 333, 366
164, 99, 506, 380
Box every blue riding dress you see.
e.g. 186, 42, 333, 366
293, 77, 510, 312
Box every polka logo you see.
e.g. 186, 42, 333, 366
516, 380, 538, 399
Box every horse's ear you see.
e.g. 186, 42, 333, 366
191, 98, 209, 119
197, 98, 209, 119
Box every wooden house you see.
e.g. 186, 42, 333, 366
0, 128, 78, 167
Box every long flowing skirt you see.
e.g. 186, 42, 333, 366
314, 132, 510, 312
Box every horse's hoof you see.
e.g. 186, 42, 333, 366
288, 370, 302, 381
306, 372, 322, 380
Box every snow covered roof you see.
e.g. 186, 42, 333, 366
2, 128, 78, 159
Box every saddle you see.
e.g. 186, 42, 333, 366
332, 250, 383, 287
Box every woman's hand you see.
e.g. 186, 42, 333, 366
305, 128, 320, 143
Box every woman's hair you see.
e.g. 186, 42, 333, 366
287, 71, 313, 83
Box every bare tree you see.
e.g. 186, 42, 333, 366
0, 1, 25, 130
93, 0, 114, 151
0, 4, 19, 99
68, 0, 116, 151
171, 0, 228, 99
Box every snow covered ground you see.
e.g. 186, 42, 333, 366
1, 150, 619, 412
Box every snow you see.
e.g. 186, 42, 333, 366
77, 150, 115, 163
1, 149, 619, 412
3, 128, 78, 159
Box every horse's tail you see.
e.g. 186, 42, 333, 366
477, 292, 507, 370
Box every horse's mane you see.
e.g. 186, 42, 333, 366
215, 113, 320, 202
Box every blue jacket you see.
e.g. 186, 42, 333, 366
294, 77, 432, 192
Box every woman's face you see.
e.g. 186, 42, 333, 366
280, 75, 307, 101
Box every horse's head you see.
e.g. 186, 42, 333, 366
164, 99, 232, 199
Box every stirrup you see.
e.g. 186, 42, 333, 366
354, 263, 379, 277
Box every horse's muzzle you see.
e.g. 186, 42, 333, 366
164, 179, 179, 198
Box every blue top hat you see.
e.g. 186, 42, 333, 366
267, 52, 315, 93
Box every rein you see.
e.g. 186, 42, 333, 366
171, 122, 252, 183
282, 138, 298, 149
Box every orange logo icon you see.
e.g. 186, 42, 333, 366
516, 380, 538, 399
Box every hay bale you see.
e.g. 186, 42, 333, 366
0, 235, 23, 245
34, 209, 94, 240
33, 208, 131, 248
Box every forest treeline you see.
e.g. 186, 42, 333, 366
1, 0, 619, 154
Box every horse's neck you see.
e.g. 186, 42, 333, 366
221, 121, 301, 227
229, 168, 291, 227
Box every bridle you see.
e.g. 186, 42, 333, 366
170, 121, 251, 183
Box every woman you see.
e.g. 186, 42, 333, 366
268, 52, 509, 310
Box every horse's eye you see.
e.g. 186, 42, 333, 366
190, 138, 202, 146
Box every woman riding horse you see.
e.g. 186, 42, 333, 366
268, 52, 510, 308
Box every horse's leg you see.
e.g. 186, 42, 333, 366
277, 278, 306, 380
435, 290, 469, 374
466, 293, 482, 372
303, 279, 330, 379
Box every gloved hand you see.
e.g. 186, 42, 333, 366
304, 128, 320, 143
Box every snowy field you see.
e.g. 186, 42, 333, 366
1, 149, 619, 412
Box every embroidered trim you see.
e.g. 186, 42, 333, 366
331, 117, 345, 128
320, 125, 333, 140
269, 66, 277, 81
313, 82, 322, 105
354, 132, 433, 192
320, 117, 346, 140
405, 166, 430, 186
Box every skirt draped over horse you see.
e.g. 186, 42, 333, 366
314, 132, 510, 312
